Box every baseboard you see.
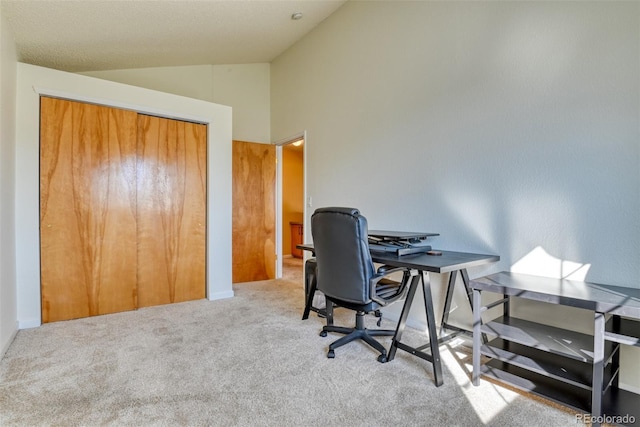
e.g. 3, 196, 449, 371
382, 311, 428, 334
18, 318, 41, 329
283, 254, 293, 259
0, 322, 19, 360
620, 383, 640, 395
208, 290, 234, 301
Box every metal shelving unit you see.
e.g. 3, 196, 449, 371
470, 272, 640, 427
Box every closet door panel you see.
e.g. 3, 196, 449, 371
40, 97, 138, 322
136, 115, 206, 307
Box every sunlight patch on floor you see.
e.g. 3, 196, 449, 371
442, 340, 520, 425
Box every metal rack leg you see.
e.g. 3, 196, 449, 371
591, 312, 605, 427
472, 289, 482, 386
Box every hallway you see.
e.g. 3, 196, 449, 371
282, 257, 303, 283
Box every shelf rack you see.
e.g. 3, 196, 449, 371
470, 271, 640, 427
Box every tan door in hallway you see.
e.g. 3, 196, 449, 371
232, 140, 276, 282
136, 114, 207, 307
40, 98, 138, 322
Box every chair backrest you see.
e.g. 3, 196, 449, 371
311, 207, 375, 305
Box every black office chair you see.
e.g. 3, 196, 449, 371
311, 207, 412, 362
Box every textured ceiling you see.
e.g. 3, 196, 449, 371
1, 0, 347, 72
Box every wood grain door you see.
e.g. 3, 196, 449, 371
232, 140, 276, 283
40, 97, 138, 322
136, 115, 207, 307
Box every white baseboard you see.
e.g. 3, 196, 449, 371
619, 383, 640, 395
208, 290, 234, 301
18, 318, 41, 329
0, 322, 19, 360
382, 311, 428, 334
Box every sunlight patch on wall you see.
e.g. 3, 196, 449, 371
511, 246, 591, 280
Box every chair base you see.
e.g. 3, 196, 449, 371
321, 310, 394, 362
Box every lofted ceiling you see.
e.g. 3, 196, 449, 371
0, 0, 347, 72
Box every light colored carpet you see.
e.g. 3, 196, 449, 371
281, 257, 303, 282
0, 278, 579, 426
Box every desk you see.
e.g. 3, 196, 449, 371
471, 272, 640, 426
298, 243, 499, 387
371, 250, 499, 387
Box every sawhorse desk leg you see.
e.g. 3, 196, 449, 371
302, 258, 326, 320
440, 269, 472, 340
387, 271, 443, 387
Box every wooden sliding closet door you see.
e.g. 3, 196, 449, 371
136, 115, 207, 307
40, 97, 138, 323
41, 98, 207, 322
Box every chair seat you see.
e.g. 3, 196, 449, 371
325, 277, 404, 313
376, 278, 404, 298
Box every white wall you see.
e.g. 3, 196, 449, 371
81, 65, 214, 102
82, 63, 270, 143
271, 1, 639, 391
0, 11, 17, 358
212, 63, 270, 143
16, 63, 233, 328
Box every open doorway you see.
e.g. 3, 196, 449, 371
275, 133, 305, 284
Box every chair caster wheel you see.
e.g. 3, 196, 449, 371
377, 354, 388, 363
319, 330, 327, 337
327, 350, 335, 358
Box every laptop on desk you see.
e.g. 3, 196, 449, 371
368, 230, 439, 256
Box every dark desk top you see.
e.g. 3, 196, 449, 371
372, 250, 499, 273
470, 271, 640, 318
297, 243, 499, 274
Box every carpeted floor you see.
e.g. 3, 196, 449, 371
0, 277, 580, 426
282, 256, 303, 282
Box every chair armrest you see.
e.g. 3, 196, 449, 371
376, 264, 399, 274
376, 265, 407, 275
370, 267, 412, 306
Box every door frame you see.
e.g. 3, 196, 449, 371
273, 131, 307, 279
